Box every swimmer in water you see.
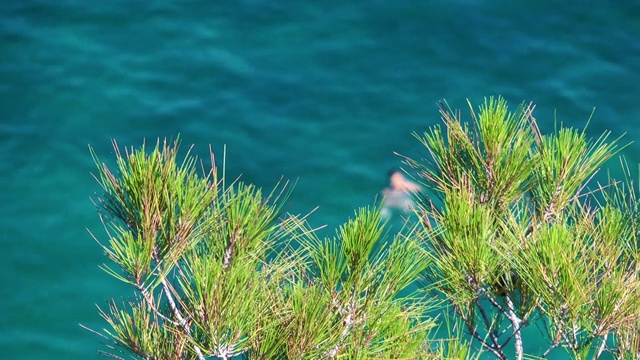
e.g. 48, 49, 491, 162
386, 170, 422, 193
381, 170, 423, 217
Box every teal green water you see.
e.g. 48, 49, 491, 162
2, 1, 640, 358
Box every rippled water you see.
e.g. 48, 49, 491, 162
2, 1, 640, 358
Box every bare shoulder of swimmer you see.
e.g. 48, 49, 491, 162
389, 171, 422, 193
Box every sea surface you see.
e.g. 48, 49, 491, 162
2, 1, 640, 359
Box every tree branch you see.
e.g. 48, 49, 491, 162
153, 248, 206, 360
464, 319, 506, 360
505, 296, 524, 360
134, 283, 176, 325
475, 299, 503, 356
542, 339, 561, 358
596, 333, 608, 359
160, 276, 206, 360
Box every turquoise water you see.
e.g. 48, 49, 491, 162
2, 1, 640, 358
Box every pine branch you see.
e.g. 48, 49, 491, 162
505, 296, 523, 360
474, 299, 504, 358
152, 243, 205, 360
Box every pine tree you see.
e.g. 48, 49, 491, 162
86, 97, 640, 359
86, 139, 436, 359
408, 97, 640, 359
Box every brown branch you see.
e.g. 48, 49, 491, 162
223, 228, 238, 270
464, 319, 507, 360
474, 299, 506, 360
134, 283, 176, 325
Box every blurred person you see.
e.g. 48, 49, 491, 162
381, 169, 422, 218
